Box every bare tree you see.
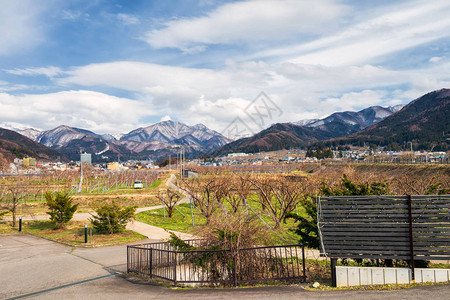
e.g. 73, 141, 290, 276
156, 188, 183, 218
180, 178, 222, 224
0, 181, 26, 227
249, 175, 307, 229
225, 175, 252, 213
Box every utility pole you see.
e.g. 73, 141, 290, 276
78, 149, 83, 192
407, 141, 413, 152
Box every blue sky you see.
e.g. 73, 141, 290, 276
0, 0, 449, 135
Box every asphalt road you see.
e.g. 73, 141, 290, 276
1, 234, 449, 299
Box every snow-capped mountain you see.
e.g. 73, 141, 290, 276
16, 121, 231, 161
292, 119, 319, 127
293, 105, 404, 136
120, 120, 232, 151
35, 125, 102, 148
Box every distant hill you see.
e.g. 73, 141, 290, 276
0, 127, 64, 161
214, 105, 403, 156
325, 89, 450, 150
213, 123, 334, 155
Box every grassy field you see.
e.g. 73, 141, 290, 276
0, 220, 146, 246
2, 174, 168, 217
135, 200, 302, 245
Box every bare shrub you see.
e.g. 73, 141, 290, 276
169, 208, 273, 285
195, 208, 272, 250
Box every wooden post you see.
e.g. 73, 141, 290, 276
407, 194, 415, 282
173, 252, 177, 286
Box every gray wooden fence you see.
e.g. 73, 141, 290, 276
318, 195, 450, 260
318, 195, 450, 284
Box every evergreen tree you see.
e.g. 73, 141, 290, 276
90, 202, 136, 234
45, 192, 78, 229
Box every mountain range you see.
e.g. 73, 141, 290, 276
214, 105, 404, 155
5, 88, 449, 163
17, 120, 231, 162
325, 88, 450, 150
0, 128, 64, 162
293, 105, 403, 136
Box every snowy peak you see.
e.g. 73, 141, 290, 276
36, 125, 101, 148
17, 128, 42, 141
295, 105, 404, 130
293, 119, 319, 127
291, 105, 405, 138
120, 120, 231, 149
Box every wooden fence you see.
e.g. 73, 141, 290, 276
318, 195, 450, 284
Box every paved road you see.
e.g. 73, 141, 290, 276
1, 235, 449, 299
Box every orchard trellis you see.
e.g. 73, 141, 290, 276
0, 170, 160, 205
75, 170, 160, 193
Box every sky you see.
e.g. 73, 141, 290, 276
0, 0, 449, 136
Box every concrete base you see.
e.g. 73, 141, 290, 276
336, 266, 450, 287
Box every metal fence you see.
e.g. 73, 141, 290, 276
127, 241, 307, 286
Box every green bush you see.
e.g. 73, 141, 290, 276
90, 202, 136, 234
285, 196, 319, 249
45, 192, 78, 229
321, 174, 390, 196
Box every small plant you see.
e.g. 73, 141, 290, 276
45, 192, 78, 229
90, 202, 136, 234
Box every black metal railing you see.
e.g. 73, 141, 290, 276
127, 241, 307, 286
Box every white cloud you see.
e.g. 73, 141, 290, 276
160, 115, 171, 122
429, 56, 444, 63
244, 0, 450, 66
143, 0, 348, 51
117, 13, 140, 25
321, 90, 388, 112
0, 0, 47, 56
55, 59, 428, 132
5, 66, 63, 78
0, 90, 156, 134
60, 10, 86, 21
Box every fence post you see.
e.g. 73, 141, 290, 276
19, 216, 22, 232
331, 258, 337, 287
173, 251, 177, 286
149, 248, 153, 279
127, 246, 130, 273
407, 194, 415, 282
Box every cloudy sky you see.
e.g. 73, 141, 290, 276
1, 0, 449, 136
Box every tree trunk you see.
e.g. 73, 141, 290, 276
12, 210, 16, 227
